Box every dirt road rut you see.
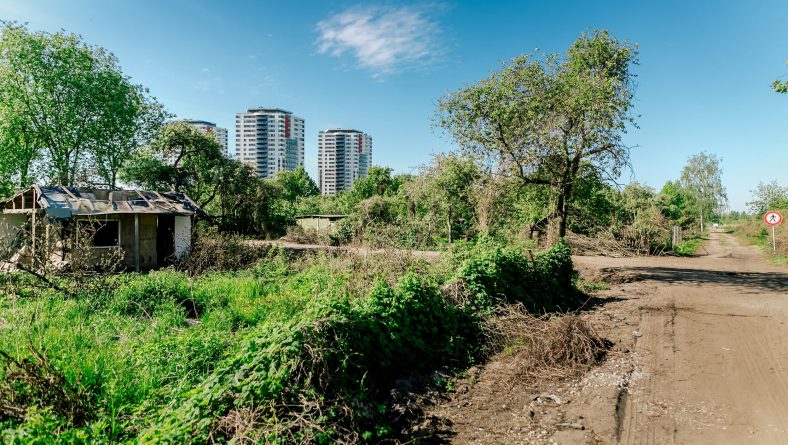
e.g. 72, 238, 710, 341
423, 230, 788, 444
579, 230, 788, 444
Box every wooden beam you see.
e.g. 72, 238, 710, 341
31, 190, 36, 264
134, 214, 140, 272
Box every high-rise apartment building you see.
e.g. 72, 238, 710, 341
317, 129, 372, 195
184, 119, 229, 157
235, 107, 305, 178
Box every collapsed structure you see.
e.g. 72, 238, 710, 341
0, 186, 204, 271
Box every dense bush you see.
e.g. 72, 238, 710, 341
1, 240, 580, 443
447, 239, 578, 313
140, 273, 481, 444
111, 270, 192, 318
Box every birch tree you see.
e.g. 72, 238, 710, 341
679, 151, 727, 231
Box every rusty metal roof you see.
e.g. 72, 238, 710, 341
1, 186, 205, 219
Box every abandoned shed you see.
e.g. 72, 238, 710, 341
294, 214, 347, 231
0, 186, 204, 271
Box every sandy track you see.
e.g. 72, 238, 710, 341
421, 230, 788, 444
601, 231, 788, 444
575, 230, 788, 444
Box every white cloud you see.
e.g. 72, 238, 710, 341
315, 5, 442, 76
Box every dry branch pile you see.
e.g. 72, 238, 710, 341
483, 305, 610, 382
565, 232, 638, 257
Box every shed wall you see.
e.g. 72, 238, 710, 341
173, 216, 191, 259
0, 214, 27, 248
119, 214, 158, 270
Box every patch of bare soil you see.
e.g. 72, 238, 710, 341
414, 230, 788, 444
411, 292, 638, 445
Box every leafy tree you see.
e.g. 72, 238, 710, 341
273, 167, 319, 202
0, 21, 165, 187
658, 180, 697, 228
747, 181, 788, 214
345, 166, 405, 205
91, 81, 168, 188
408, 153, 480, 243
0, 96, 40, 190
566, 165, 618, 235
121, 121, 226, 207
214, 162, 289, 238
679, 151, 727, 231
436, 30, 638, 240
612, 183, 670, 253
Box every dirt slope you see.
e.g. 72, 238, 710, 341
420, 230, 788, 444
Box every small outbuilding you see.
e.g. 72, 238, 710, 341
294, 214, 347, 231
0, 186, 204, 271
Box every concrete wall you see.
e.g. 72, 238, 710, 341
174, 216, 191, 259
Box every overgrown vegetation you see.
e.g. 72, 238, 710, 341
0, 20, 751, 444
728, 181, 787, 261
0, 239, 596, 443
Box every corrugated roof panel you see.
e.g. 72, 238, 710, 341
1, 186, 204, 218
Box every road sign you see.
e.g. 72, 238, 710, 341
764, 211, 783, 226
764, 211, 783, 252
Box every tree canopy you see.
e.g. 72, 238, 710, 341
436, 29, 638, 239
774, 57, 788, 93
747, 181, 788, 214
679, 151, 727, 230
0, 21, 167, 189
121, 121, 226, 207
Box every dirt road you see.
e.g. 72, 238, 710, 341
422, 230, 788, 444
578, 229, 788, 444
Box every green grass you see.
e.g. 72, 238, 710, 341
1, 241, 580, 444
673, 237, 704, 256
729, 224, 788, 265
574, 277, 609, 293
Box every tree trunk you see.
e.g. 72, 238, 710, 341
700, 211, 704, 232
447, 206, 453, 244
557, 189, 568, 238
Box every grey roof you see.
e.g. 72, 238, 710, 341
183, 119, 216, 126
295, 214, 347, 220
245, 107, 292, 114
2, 186, 204, 219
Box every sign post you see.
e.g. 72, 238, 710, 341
764, 211, 783, 252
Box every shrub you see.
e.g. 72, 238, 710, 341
448, 239, 578, 313
176, 228, 275, 276
1, 237, 586, 443
140, 274, 481, 444
111, 271, 191, 319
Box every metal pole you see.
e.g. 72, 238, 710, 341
773, 225, 777, 253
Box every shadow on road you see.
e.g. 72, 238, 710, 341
624, 267, 788, 294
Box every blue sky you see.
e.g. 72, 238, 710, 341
2, 0, 787, 211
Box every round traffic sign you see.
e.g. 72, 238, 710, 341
764, 211, 783, 226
